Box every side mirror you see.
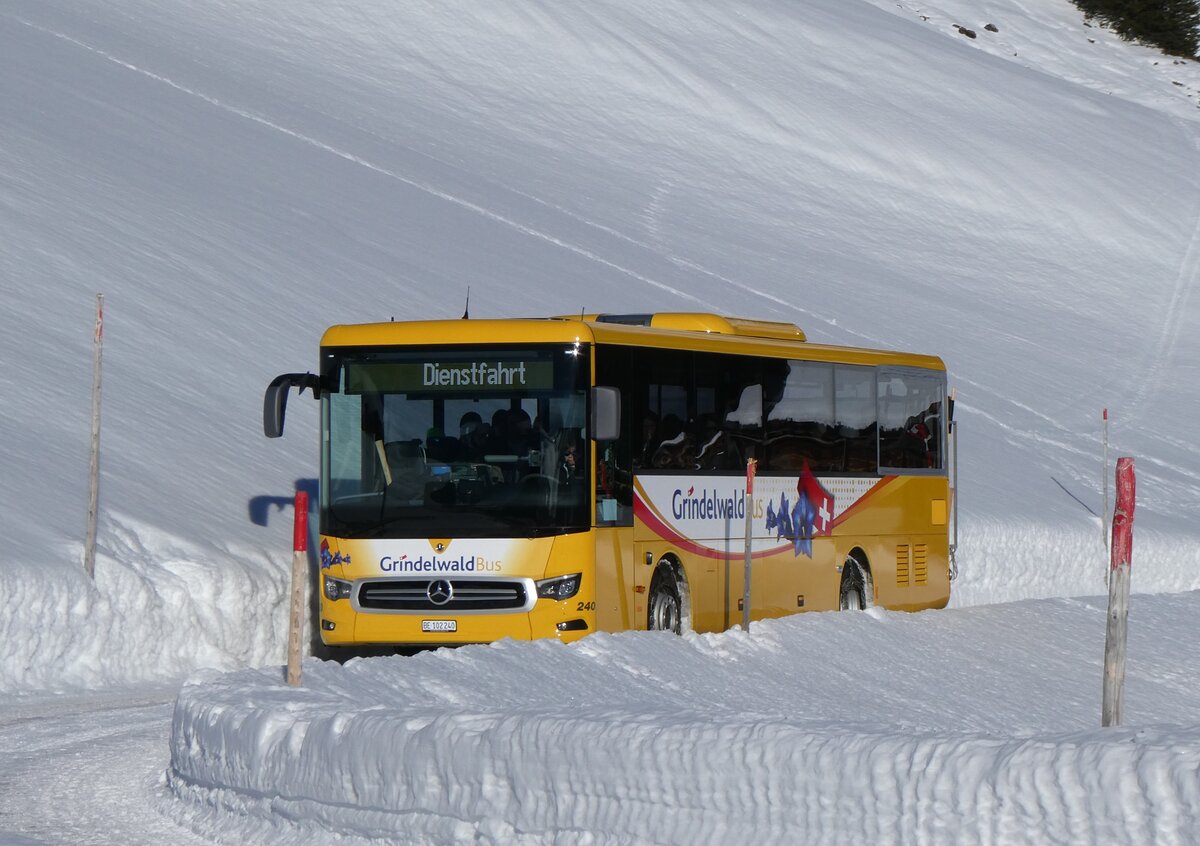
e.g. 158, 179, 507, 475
264, 373, 320, 438
590, 386, 621, 442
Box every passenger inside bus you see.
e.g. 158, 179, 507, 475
458, 411, 486, 460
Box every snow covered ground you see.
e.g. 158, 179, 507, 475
168, 593, 1200, 844
2, 0, 1199, 841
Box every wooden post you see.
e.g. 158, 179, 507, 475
1101, 457, 1135, 727
83, 294, 104, 579
287, 491, 309, 687
742, 458, 757, 632
1102, 409, 1110, 569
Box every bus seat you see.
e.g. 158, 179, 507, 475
383, 440, 426, 502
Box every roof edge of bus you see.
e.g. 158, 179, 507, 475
319, 313, 806, 345
320, 317, 600, 347
318, 316, 944, 372
555, 312, 806, 341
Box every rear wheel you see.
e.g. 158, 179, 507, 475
839, 556, 873, 611
647, 566, 683, 634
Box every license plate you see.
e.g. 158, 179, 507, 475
422, 620, 457, 633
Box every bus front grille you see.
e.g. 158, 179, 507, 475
357, 579, 530, 612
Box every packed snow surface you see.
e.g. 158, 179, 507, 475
169, 594, 1200, 845
2, 0, 1200, 841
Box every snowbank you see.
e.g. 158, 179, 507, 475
0, 513, 289, 692
950, 521, 1200, 607
4, 512, 1196, 692
168, 592, 1200, 844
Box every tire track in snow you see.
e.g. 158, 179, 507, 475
4, 13, 708, 309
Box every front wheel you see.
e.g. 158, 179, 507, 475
839, 557, 873, 611
647, 566, 684, 634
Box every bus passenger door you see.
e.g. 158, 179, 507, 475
594, 526, 634, 632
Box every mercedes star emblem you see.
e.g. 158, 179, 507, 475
427, 579, 453, 606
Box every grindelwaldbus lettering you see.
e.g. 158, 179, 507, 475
671, 487, 746, 521
380, 555, 503, 573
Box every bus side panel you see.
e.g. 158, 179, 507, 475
653, 532, 840, 629
750, 540, 839, 619
836, 475, 950, 611
633, 472, 951, 626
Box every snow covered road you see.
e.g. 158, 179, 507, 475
0, 689, 210, 846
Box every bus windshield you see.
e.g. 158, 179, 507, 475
320, 344, 590, 539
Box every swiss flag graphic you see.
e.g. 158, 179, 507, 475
765, 462, 836, 558
798, 462, 835, 537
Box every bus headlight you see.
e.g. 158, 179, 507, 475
536, 573, 581, 601
323, 576, 353, 601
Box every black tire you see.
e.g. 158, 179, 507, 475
647, 565, 684, 634
839, 557, 873, 611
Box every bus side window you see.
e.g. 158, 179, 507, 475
764, 361, 838, 472
835, 365, 877, 474
718, 358, 764, 471
721, 383, 762, 469
692, 352, 761, 471
642, 349, 689, 470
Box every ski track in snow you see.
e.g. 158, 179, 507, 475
4, 13, 711, 310
262, 90, 865, 343
1131, 117, 1200, 415
4, 8, 880, 348
497, 178, 864, 338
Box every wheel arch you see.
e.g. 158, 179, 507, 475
845, 546, 872, 579
655, 552, 693, 632
841, 546, 875, 610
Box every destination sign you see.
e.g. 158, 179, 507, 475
347, 359, 555, 393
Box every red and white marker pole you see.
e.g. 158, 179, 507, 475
287, 491, 309, 687
1101, 457, 1135, 727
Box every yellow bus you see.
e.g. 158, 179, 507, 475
264, 312, 955, 649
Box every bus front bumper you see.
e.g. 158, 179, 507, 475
318, 597, 593, 647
